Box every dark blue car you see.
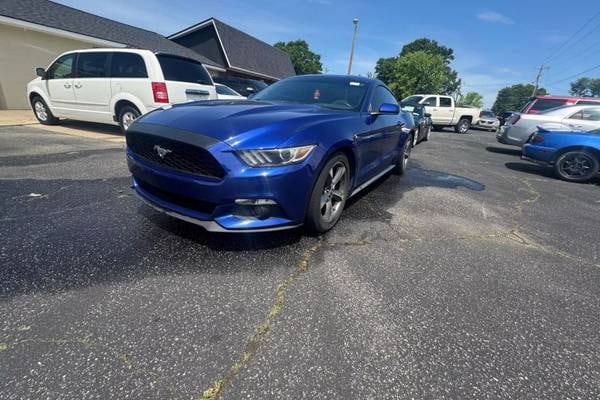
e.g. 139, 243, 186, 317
522, 126, 600, 182
126, 75, 414, 233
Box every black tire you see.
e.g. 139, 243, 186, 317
393, 134, 412, 175
454, 118, 471, 134
31, 96, 58, 125
422, 126, 431, 141
118, 105, 141, 132
554, 150, 599, 183
305, 154, 351, 233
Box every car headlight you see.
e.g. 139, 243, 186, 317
237, 145, 316, 167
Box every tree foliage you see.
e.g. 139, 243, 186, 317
274, 40, 322, 75
491, 84, 547, 115
570, 77, 600, 97
375, 39, 460, 100
458, 92, 484, 108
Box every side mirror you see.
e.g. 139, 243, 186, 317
36, 67, 47, 79
424, 113, 432, 118
372, 103, 399, 115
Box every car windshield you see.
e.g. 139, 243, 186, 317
252, 77, 369, 111
216, 84, 239, 96
402, 95, 424, 106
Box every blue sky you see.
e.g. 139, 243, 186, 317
56, 0, 600, 108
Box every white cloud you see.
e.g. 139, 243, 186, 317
477, 11, 515, 25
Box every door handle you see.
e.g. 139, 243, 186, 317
74, 82, 83, 89
64, 83, 71, 88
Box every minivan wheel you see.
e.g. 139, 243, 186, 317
31, 97, 58, 125
455, 118, 470, 134
554, 150, 599, 183
118, 105, 141, 132
306, 154, 350, 233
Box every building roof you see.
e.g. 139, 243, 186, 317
0, 0, 221, 68
169, 18, 295, 80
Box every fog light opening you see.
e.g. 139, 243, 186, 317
233, 199, 281, 220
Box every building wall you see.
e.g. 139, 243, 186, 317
0, 23, 97, 109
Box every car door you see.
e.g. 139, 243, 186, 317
72, 52, 113, 123
44, 53, 76, 117
421, 96, 441, 124
355, 85, 403, 183
438, 96, 454, 124
562, 108, 600, 131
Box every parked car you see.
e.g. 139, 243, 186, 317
520, 95, 600, 114
215, 83, 246, 100
126, 75, 415, 233
402, 94, 480, 134
401, 103, 432, 145
213, 76, 268, 97
498, 111, 515, 126
27, 49, 217, 132
497, 105, 600, 147
522, 126, 600, 182
474, 110, 500, 132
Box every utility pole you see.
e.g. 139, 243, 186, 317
532, 64, 549, 96
347, 18, 359, 75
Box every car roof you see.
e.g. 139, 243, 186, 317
534, 104, 600, 116
533, 95, 600, 102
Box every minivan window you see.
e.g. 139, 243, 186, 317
47, 54, 75, 79
157, 55, 212, 85
76, 52, 109, 78
111, 52, 147, 78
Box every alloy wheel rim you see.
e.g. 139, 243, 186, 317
320, 162, 347, 223
34, 101, 47, 121
561, 154, 594, 178
122, 112, 137, 130
460, 122, 468, 133
402, 140, 411, 168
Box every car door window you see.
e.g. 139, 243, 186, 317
46, 54, 76, 79
422, 97, 437, 107
439, 97, 452, 107
568, 109, 600, 121
369, 86, 397, 112
110, 52, 147, 78
76, 52, 109, 78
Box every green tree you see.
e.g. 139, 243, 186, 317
273, 40, 322, 75
387, 51, 457, 100
399, 38, 454, 64
491, 84, 547, 115
458, 92, 484, 108
374, 57, 396, 85
570, 77, 600, 97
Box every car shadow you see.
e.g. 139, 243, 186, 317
60, 119, 123, 136
486, 146, 522, 156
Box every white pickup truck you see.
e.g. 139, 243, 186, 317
402, 94, 481, 134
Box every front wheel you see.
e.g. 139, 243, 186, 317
305, 154, 351, 233
31, 96, 58, 125
394, 134, 412, 175
423, 126, 431, 141
454, 118, 471, 134
554, 150, 599, 183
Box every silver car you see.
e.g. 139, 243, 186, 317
496, 105, 600, 147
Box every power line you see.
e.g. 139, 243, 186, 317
542, 10, 600, 64
546, 63, 600, 86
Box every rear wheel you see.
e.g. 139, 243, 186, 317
31, 96, 58, 125
423, 126, 431, 141
454, 118, 471, 134
554, 150, 599, 183
118, 105, 141, 132
305, 154, 351, 233
394, 134, 412, 175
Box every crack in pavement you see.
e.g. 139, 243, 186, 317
200, 238, 371, 400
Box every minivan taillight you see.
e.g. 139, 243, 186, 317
151, 82, 169, 103
509, 114, 521, 125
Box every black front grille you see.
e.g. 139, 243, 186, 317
136, 177, 216, 215
127, 131, 225, 178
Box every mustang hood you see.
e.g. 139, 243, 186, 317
136, 100, 357, 149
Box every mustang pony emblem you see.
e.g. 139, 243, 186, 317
153, 145, 172, 159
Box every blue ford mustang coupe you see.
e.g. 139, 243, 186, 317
126, 75, 414, 233
522, 126, 600, 182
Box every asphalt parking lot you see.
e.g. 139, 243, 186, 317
1, 125, 599, 399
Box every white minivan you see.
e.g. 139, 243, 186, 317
27, 48, 217, 131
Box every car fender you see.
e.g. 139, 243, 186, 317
110, 94, 149, 118
27, 85, 51, 110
